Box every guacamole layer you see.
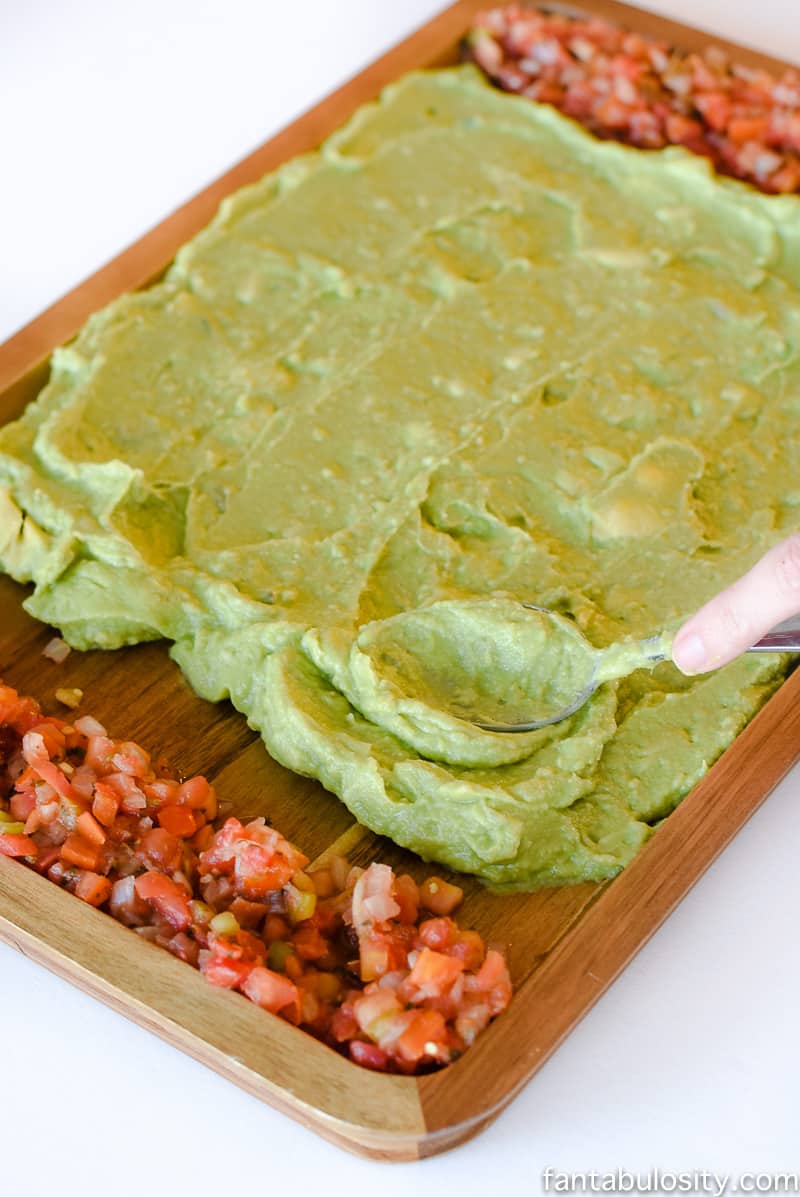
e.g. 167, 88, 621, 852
1, 67, 797, 890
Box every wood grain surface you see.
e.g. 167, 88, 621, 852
1, 0, 799, 1161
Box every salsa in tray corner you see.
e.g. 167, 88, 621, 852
0, 677, 512, 1074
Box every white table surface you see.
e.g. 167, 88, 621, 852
2, 1, 800, 1190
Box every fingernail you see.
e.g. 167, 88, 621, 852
673, 633, 706, 674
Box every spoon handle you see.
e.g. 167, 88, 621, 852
747, 629, 800, 652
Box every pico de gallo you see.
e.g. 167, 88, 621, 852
466, 6, 800, 194
0, 679, 512, 1073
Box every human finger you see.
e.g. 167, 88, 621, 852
671, 533, 800, 675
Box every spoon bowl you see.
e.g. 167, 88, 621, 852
471, 605, 668, 732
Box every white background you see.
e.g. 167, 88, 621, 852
2, 1, 800, 1191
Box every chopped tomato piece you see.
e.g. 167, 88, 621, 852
396, 1009, 449, 1064
419, 876, 463, 916
241, 966, 300, 1016
74, 870, 112, 907
10, 789, 36, 821
465, 948, 513, 1015
407, 947, 465, 997
448, 930, 485, 971
359, 928, 410, 982
91, 782, 119, 827
135, 872, 192, 931
30, 757, 74, 801
228, 897, 267, 929
157, 805, 197, 838
416, 916, 457, 952
0, 832, 38, 858
292, 923, 329, 961
178, 775, 217, 818
136, 827, 182, 873
348, 1040, 390, 1071
60, 833, 102, 871
393, 873, 419, 923
85, 735, 116, 774
77, 810, 107, 847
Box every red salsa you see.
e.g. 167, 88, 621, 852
466, 6, 800, 194
0, 680, 511, 1073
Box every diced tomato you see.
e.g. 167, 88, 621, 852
29, 757, 74, 801
135, 872, 192, 931
263, 913, 291, 942
448, 930, 486, 971
104, 771, 147, 812
200, 930, 265, 988
74, 870, 112, 907
234, 841, 295, 898
393, 873, 419, 923
228, 897, 267, 929
407, 947, 465, 998
166, 931, 200, 967
136, 826, 182, 872
201, 952, 253, 989
0, 832, 38, 858
91, 782, 119, 828
60, 833, 102, 871
419, 876, 463, 916
33, 845, 62, 874
292, 923, 329, 961
241, 966, 300, 1016
177, 775, 217, 819
157, 805, 197, 838
10, 789, 36, 821
30, 721, 66, 758
396, 1009, 449, 1064
465, 949, 513, 1015
142, 778, 179, 806
416, 916, 457, 952
359, 928, 409, 982
455, 998, 492, 1046
330, 1003, 360, 1043
111, 742, 150, 777
348, 1040, 390, 1071
727, 115, 770, 143
85, 735, 116, 774
77, 810, 107, 847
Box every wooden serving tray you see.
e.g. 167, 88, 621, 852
1, 0, 799, 1161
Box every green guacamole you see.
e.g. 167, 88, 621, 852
1, 66, 797, 889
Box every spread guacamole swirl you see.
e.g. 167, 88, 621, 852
0, 67, 796, 890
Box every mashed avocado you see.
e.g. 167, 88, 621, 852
0, 66, 797, 889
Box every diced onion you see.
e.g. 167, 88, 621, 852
74, 715, 107, 737
42, 637, 71, 664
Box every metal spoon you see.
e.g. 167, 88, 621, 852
473, 605, 800, 734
